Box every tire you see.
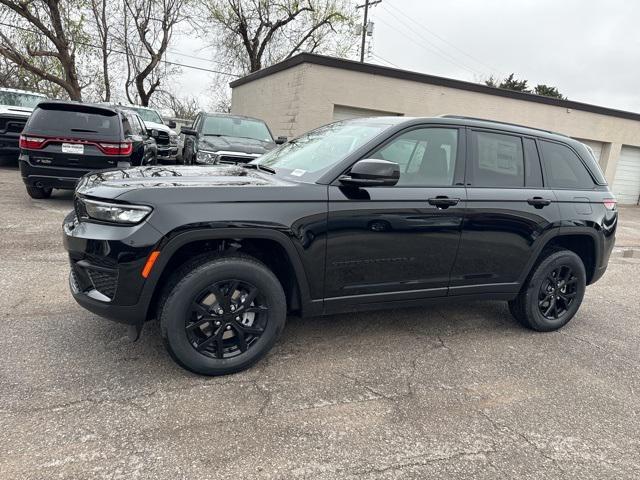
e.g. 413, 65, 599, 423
26, 185, 52, 199
508, 249, 586, 332
160, 254, 286, 376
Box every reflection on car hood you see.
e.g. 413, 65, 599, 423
142, 120, 176, 135
76, 165, 284, 193
199, 135, 275, 155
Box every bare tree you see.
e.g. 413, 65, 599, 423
89, 0, 113, 101
0, 0, 86, 100
153, 89, 200, 119
202, 0, 359, 74
121, 0, 188, 106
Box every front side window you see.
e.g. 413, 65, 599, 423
472, 131, 524, 187
540, 141, 595, 189
370, 128, 458, 186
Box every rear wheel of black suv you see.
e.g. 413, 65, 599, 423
509, 249, 586, 331
25, 185, 52, 199
160, 254, 286, 376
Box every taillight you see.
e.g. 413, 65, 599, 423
98, 142, 133, 156
19, 135, 46, 150
603, 198, 617, 210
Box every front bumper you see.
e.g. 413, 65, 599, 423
63, 211, 160, 325
157, 145, 178, 164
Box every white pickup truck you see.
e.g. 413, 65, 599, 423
0, 88, 46, 160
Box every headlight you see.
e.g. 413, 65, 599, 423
81, 198, 152, 225
169, 134, 178, 145
196, 150, 219, 164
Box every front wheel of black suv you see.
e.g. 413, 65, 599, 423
25, 185, 52, 199
509, 249, 586, 332
160, 254, 286, 376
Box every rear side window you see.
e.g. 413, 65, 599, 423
472, 131, 524, 187
540, 141, 595, 189
27, 105, 120, 138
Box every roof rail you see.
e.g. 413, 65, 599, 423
439, 114, 567, 137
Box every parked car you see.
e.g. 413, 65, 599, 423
116, 104, 179, 164
63, 116, 617, 376
0, 87, 47, 161
20, 101, 157, 199
180, 112, 286, 165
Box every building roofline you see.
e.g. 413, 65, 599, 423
230, 53, 640, 123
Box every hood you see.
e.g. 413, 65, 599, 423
0, 105, 33, 117
199, 135, 275, 155
76, 165, 288, 196
142, 120, 176, 136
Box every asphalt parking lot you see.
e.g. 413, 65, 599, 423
1, 165, 639, 479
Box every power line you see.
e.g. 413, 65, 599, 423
384, 2, 502, 75
0, 21, 240, 77
370, 52, 401, 69
373, 15, 483, 77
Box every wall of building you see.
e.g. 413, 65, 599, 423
231, 61, 640, 186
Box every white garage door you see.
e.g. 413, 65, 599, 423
612, 146, 640, 205
575, 138, 603, 165
333, 105, 402, 122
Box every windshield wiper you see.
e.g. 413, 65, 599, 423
241, 163, 276, 174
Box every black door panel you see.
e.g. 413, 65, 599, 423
326, 186, 466, 299
450, 188, 561, 292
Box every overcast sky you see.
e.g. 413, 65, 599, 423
169, 0, 640, 113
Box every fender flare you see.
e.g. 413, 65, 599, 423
139, 227, 315, 319
517, 226, 602, 286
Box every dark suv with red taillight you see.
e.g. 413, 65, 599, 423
19, 101, 157, 199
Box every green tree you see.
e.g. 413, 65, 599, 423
533, 84, 565, 99
498, 73, 529, 92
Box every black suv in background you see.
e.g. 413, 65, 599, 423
181, 112, 286, 165
19, 101, 157, 199
63, 116, 617, 376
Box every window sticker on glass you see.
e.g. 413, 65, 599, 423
290, 169, 306, 177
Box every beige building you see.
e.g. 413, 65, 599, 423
231, 53, 640, 205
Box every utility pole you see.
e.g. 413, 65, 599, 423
357, 0, 381, 62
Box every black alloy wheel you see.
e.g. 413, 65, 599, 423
508, 249, 586, 332
186, 280, 268, 359
160, 254, 286, 376
537, 265, 578, 320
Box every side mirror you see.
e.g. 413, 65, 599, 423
339, 159, 400, 187
167, 120, 177, 129
275, 136, 287, 145
181, 127, 197, 137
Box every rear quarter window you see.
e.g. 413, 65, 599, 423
540, 141, 596, 190
27, 105, 121, 139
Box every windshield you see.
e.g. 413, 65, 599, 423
202, 116, 273, 142
0, 91, 44, 109
252, 120, 390, 182
127, 106, 163, 124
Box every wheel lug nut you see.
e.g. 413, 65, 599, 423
235, 316, 240, 321
215, 321, 221, 326
225, 325, 231, 330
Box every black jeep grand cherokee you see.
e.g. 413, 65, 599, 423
63, 116, 617, 376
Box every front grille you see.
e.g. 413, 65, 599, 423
155, 131, 170, 146
218, 155, 254, 165
0, 118, 26, 133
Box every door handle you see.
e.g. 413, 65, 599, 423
527, 197, 552, 208
428, 196, 460, 208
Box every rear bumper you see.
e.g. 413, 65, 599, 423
63, 211, 160, 325
20, 155, 92, 190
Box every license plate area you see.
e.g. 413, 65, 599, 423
61, 143, 84, 155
